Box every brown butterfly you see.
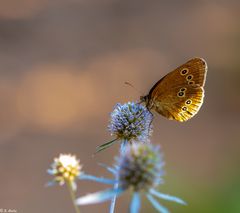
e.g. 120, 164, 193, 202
140, 58, 207, 122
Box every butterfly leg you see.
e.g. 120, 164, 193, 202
147, 109, 154, 135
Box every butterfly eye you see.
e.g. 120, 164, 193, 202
188, 80, 195, 85
186, 74, 193, 81
178, 91, 185, 97
180, 68, 189, 76
186, 100, 192, 105
180, 87, 187, 92
182, 106, 187, 111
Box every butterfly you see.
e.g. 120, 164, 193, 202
140, 58, 207, 122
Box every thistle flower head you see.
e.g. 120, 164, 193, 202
108, 102, 153, 142
76, 143, 186, 212
117, 143, 164, 192
48, 154, 82, 187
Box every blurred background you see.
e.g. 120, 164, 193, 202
0, 0, 239, 212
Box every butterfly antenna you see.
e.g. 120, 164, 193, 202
124, 82, 143, 96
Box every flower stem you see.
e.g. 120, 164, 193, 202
109, 140, 127, 213
67, 181, 81, 213
109, 182, 118, 213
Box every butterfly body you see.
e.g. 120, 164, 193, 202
140, 58, 207, 122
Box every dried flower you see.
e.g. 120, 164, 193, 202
48, 154, 82, 190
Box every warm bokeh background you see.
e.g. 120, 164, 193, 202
0, 1, 239, 213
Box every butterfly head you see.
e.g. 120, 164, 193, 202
140, 95, 151, 107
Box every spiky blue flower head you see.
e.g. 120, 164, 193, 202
117, 143, 164, 192
109, 102, 153, 142
77, 143, 186, 213
96, 102, 153, 153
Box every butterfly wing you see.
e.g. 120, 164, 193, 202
148, 58, 207, 122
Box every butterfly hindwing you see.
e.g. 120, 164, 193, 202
152, 85, 204, 122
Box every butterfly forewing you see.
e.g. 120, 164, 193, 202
145, 57, 207, 122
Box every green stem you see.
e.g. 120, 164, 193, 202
95, 138, 119, 154
67, 181, 80, 213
